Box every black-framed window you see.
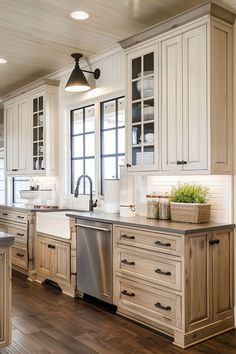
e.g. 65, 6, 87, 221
71, 104, 95, 195
101, 97, 125, 194
13, 177, 30, 203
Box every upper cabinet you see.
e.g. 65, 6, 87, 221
161, 25, 208, 172
121, 2, 234, 175
5, 97, 29, 175
127, 46, 158, 171
4, 79, 59, 176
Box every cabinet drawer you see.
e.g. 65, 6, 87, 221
115, 277, 182, 328
115, 248, 182, 291
115, 227, 183, 256
0, 209, 27, 224
8, 226, 27, 246
12, 245, 28, 270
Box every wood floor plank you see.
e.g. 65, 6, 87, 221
0, 274, 235, 354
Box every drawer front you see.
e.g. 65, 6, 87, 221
115, 276, 182, 328
12, 245, 28, 270
0, 209, 27, 224
8, 226, 27, 246
115, 248, 182, 291
115, 227, 182, 256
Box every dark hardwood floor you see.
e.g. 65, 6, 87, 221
1, 274, 236, 354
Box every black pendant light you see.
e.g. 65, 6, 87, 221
65, 53, 101, 92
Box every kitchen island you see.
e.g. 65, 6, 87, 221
0, 232, 14, 348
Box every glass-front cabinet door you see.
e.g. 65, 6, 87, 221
127, 45, 158, 171
32, 94, 45, 172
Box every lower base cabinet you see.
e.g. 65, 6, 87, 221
0, 208, 36, 278
36, 234, 75, 297
0, 246, 11, 348
113, 225, 234, 348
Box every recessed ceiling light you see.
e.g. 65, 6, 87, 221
0, 58, 7, 64
70, 11, 90, 20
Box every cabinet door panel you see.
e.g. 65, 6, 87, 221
5, 104, 18, 173
127, 46, 158, 172
18, 99, 29, 173
53, 241, 70, 283
161, 35, 183, 171
37, 237, 53, 276
211, 21, 233, 173
185, 234, 211, 331
183, 25, 208, 170
0, 248, 11, 347
212, 230, 233, 321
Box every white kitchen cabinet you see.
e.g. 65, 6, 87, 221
5, 97, 29, 175
126, 44, 158, 172
30, 84, 58, 176
4, 79, 59, 176
161, 25, 208, 172
122, 3, 234, 175
161, 34, 183, 172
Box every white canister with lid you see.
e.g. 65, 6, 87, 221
120, 203, 136, 217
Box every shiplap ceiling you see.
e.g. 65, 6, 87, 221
0, 0, 235, 97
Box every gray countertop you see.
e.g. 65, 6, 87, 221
66, 211, 234, 235
0, 203, 69, 213
0, 231, 15, 246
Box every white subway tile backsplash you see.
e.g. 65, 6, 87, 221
133, 175, 232, 223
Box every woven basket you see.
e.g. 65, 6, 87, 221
170, 202, 211, 223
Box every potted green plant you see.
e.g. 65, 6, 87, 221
170, 183, 210, 223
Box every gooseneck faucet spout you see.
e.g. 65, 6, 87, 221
74, 174, 97, 211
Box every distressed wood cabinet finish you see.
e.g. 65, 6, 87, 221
113, 225, 234, 348
4, 79, 59, 177
0, 246, 12, 348
35, 231, 75, 297
0, 208, 36, 278
124, 3, 234, 174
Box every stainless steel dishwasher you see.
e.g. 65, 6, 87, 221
76, 219, 113, 304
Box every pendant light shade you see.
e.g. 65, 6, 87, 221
65, 53, 100, 92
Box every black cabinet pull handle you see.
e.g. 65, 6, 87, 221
155, 268, 171, 276
181, 160, 187, 164
126, 163, 131, 167
17, 215, 24, 219
121, 234, 135, 240
2, 212, 8, 216
121, 290, 135, 297
176, 161, 182, 165
48, 244, 56, 249
121, 259, 135, 266
209, 239, 220, 245
155, 240, 171, 247
155, 302, 171, 311
16, 253, 24, 258
16, 233, 24, 237
12, 169, 18, 172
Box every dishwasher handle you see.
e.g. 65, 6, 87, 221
75, 223, 111, 232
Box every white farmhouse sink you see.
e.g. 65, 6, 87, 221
36, 211, 71, 239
